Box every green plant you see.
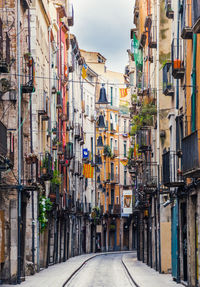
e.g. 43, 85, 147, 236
91, 206, 100, 224
130, 102, 157, 135
51, 169, 61, 185
52, 137, 58, 146
38, 195, 52, 232
128, 147, 134, 159
42, 154, 49, 169
103, 145, 112, 157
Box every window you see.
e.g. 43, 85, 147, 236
115, 139, 117, 150
111, 189, 115, 206
115, 114, 118, 123
116, 196, 119, 204
91, 137, 93, 163
124, 141, 127, 157
110, 87, 113, 106
124, 119, 127, 133
111, 162, 114, 180
104, 161, 106, 179
124, 167, 127, 186
110, 138, 113, 153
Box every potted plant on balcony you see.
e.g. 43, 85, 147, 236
41, 155, 49, 175
174, 59, 181, 69
130, 101, 157, 135
38, 195, 52, 232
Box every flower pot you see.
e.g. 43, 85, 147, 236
52, 145, 57, 150
174, 59, 181, 69
25, 157, 32, 164
32, 156, 37, 163
42, 167, 47, 174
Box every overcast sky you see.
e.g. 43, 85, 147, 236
71, 0, 133, 74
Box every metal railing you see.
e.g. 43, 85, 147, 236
0, 18, 11, 73
137, 128, 151, 152
109, 173, 119, 183
182, 130, 200, 177
171, 38, 185, 79
162, 151, 184, 186
0, 121, 7, 156
192, 0, 200, 32
163, 63, 174, 96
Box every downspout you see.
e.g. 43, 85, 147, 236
192, 34, 197, 132
28, 7, 35, 270
17, 0, 22, 283
156, 0, 161, 274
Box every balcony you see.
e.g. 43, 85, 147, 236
42, 97, 50, 121
109, 204, 121, 215
165, 0, 174, 19
163, 63, 174, 96
0, 19, 11, 73
162, 151, 184, 186
192, 0, 200, 33
21, 55, 35, 93
171, 39, 185, 79
109, 173, 119, 184
148, 21, 157, 49
74, 160, 81, 175
56, 91, 62, 109
139, 32, 147, 49
182, 130, 200, 177
65, 142, 73, 160
40, 152, 53, 181
57, 144, 63, 155
75, 123, 81, 140
84, 202, 91, 214
0, 121, 7, 156
110, 123, 116, 133
143, 162, 157, 188
181, 1, 193, 39
80, 128, 85, 145
49, 184, 60, 205
137, 128, 151, 152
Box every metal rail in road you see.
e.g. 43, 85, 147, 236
62, 252, 140, 287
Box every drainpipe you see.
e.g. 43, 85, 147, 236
156, 0, 161, 274
17, 0, 22, 283
192, 34, 197, 132
27, 7, 35, 270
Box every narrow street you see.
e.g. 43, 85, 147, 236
66, 254, 134, 287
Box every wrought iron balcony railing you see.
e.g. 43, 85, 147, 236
171, 39, 185, 79
21, 55, 35, 93
192, 0, 200, 33
162, 150, 184, 187
137, 128, 151, 152
109, 173, 119, 184
143, 161, 157, 188
181, 1, 193, 39
0, 18, 11, 73
148, 20, 157, 49
182, 130, 200, 177
165, 0, 174, 19
163, 63, 174, 96
0, 121, 7, 157
40, 152, 53, 180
